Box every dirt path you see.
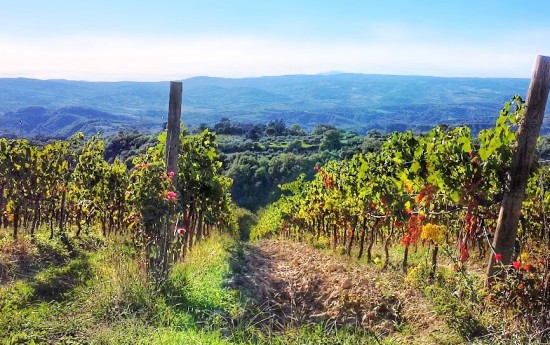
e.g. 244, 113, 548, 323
232, 239, 452, 344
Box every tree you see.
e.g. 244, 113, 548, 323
246, 124, 265, 140
213, 118, 232, 134
319, 129, 342, 151
286, 139, 303, 152
266, 119, 287, 136
366, 130, 382, 139
313, 124, 336, 136
289, 124, 306, 136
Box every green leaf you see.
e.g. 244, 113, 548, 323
392, 177, 402, 189
479, 147, 489, 161
457, 136, 471, 152
410, 161, 421, 173
414, 146, 424, 158
450, 190, 460, 203
461, 141, 471, 153
496, 114, 507, 126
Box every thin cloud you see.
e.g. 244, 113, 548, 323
0, 33, 546, 81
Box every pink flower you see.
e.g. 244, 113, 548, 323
512, 261, 521, 270
494, 253, 502, 262
162, 171, 176, 181
166, 191, 177, 202
176, 228, 186, 235
125, 190, 131, 196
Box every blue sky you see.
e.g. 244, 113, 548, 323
1, 0, 549, 81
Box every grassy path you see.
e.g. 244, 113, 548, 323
1, 234, 472, 344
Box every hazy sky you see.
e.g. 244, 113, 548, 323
1, 0, 550, 81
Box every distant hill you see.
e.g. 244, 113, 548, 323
0, 74, 546, 138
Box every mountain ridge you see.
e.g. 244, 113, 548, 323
0, 73, 546, 138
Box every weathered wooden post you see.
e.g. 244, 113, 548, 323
162, 81, 182, 277
166, 81, 182, 186
485, 55, 550, 287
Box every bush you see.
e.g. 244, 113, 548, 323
233, 207, 258, 241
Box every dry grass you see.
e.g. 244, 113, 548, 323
231, 239, 457, 344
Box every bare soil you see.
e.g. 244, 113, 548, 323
231, 239, 453, 344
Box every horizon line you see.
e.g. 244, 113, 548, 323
0, 71, 533, 83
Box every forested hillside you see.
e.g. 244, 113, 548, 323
2, 74, 550, 137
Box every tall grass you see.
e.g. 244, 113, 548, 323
1, 230, 411, 344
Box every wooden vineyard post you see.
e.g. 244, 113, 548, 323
162, 81, 182, 277
166, 81, 182, 185
485, 56, 550, 287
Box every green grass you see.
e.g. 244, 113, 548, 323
268, 142, 289, 149
0, 254, 97, 343
0, 229, 106, 344
300, 142, 319, 149
166, 235, 245, 319
0, 231, 240, 344
1, 230, 431, 344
